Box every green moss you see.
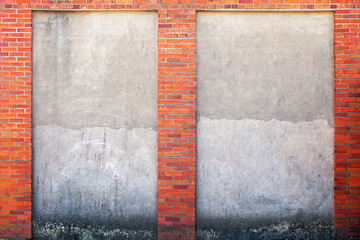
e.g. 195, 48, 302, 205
32, 221, 157, 240
196, 218, 334, 240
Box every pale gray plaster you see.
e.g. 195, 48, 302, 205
32, 11, 158, 229
197, 12, 334, 124
197, 117, 334, 219
196, 12, 334, 233
33, 11, 158, 129
33, 126, 157, 223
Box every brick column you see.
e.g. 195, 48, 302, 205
157, 9, 197, 240
334, 9, 360, 240
0, 7, 32, 239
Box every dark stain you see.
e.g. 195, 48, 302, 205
101, 191, 106, 211
103, 128, 107, 153
114, 175, 118, 214
85, 139, 90, 162
42, 180, 46, 207
49, 178, 53, 195
67, 184, 71, 209
78, 192, 82, 212
95, 153, 102, 169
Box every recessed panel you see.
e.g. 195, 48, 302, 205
33, 11, 158, 238
196, 12, 334, 238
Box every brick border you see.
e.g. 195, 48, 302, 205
157, 8, 197, 240
0, 0, 359, 239
334, 8, 360, 239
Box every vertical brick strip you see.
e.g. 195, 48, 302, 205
334, 9, 360, 240
0, 8, 32, 239
158, 9, 197, 240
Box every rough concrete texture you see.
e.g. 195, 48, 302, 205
33, 11, 157, 129
32, 11, 158, 232
197, 12, 334, 124
196, 12, 334, 235
32, 222, 157, 240
196, 219, 334, 240
197, 118, 334, 218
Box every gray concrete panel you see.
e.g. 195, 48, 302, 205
196, 12, 334, 236
33, 11, 157, 129
33, 126, 157, 224
197, 12, 334, 124
32, 11, 158, 233
197, 117, 333, 218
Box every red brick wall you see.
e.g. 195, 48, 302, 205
158, 9, 197, 240
334, 8, 360, 239
0, 1, 359, 239
0, 7, 32, 239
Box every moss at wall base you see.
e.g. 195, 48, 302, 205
196, 219, 334, 240
33, 218, 335, 239
32, 221, 157, 240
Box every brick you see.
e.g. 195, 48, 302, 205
0, 4, 358, 240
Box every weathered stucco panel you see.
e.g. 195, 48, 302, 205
196, 12, 334, 238
197, 118, 334, 218
197, 12, 334, 123
32, 11, 158, 237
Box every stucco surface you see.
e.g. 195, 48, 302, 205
197, 118, 334, 219
33, 11, 157, 129
196, 11, 334, 232
197, 12, 334, 124
32, 11, 158, 229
